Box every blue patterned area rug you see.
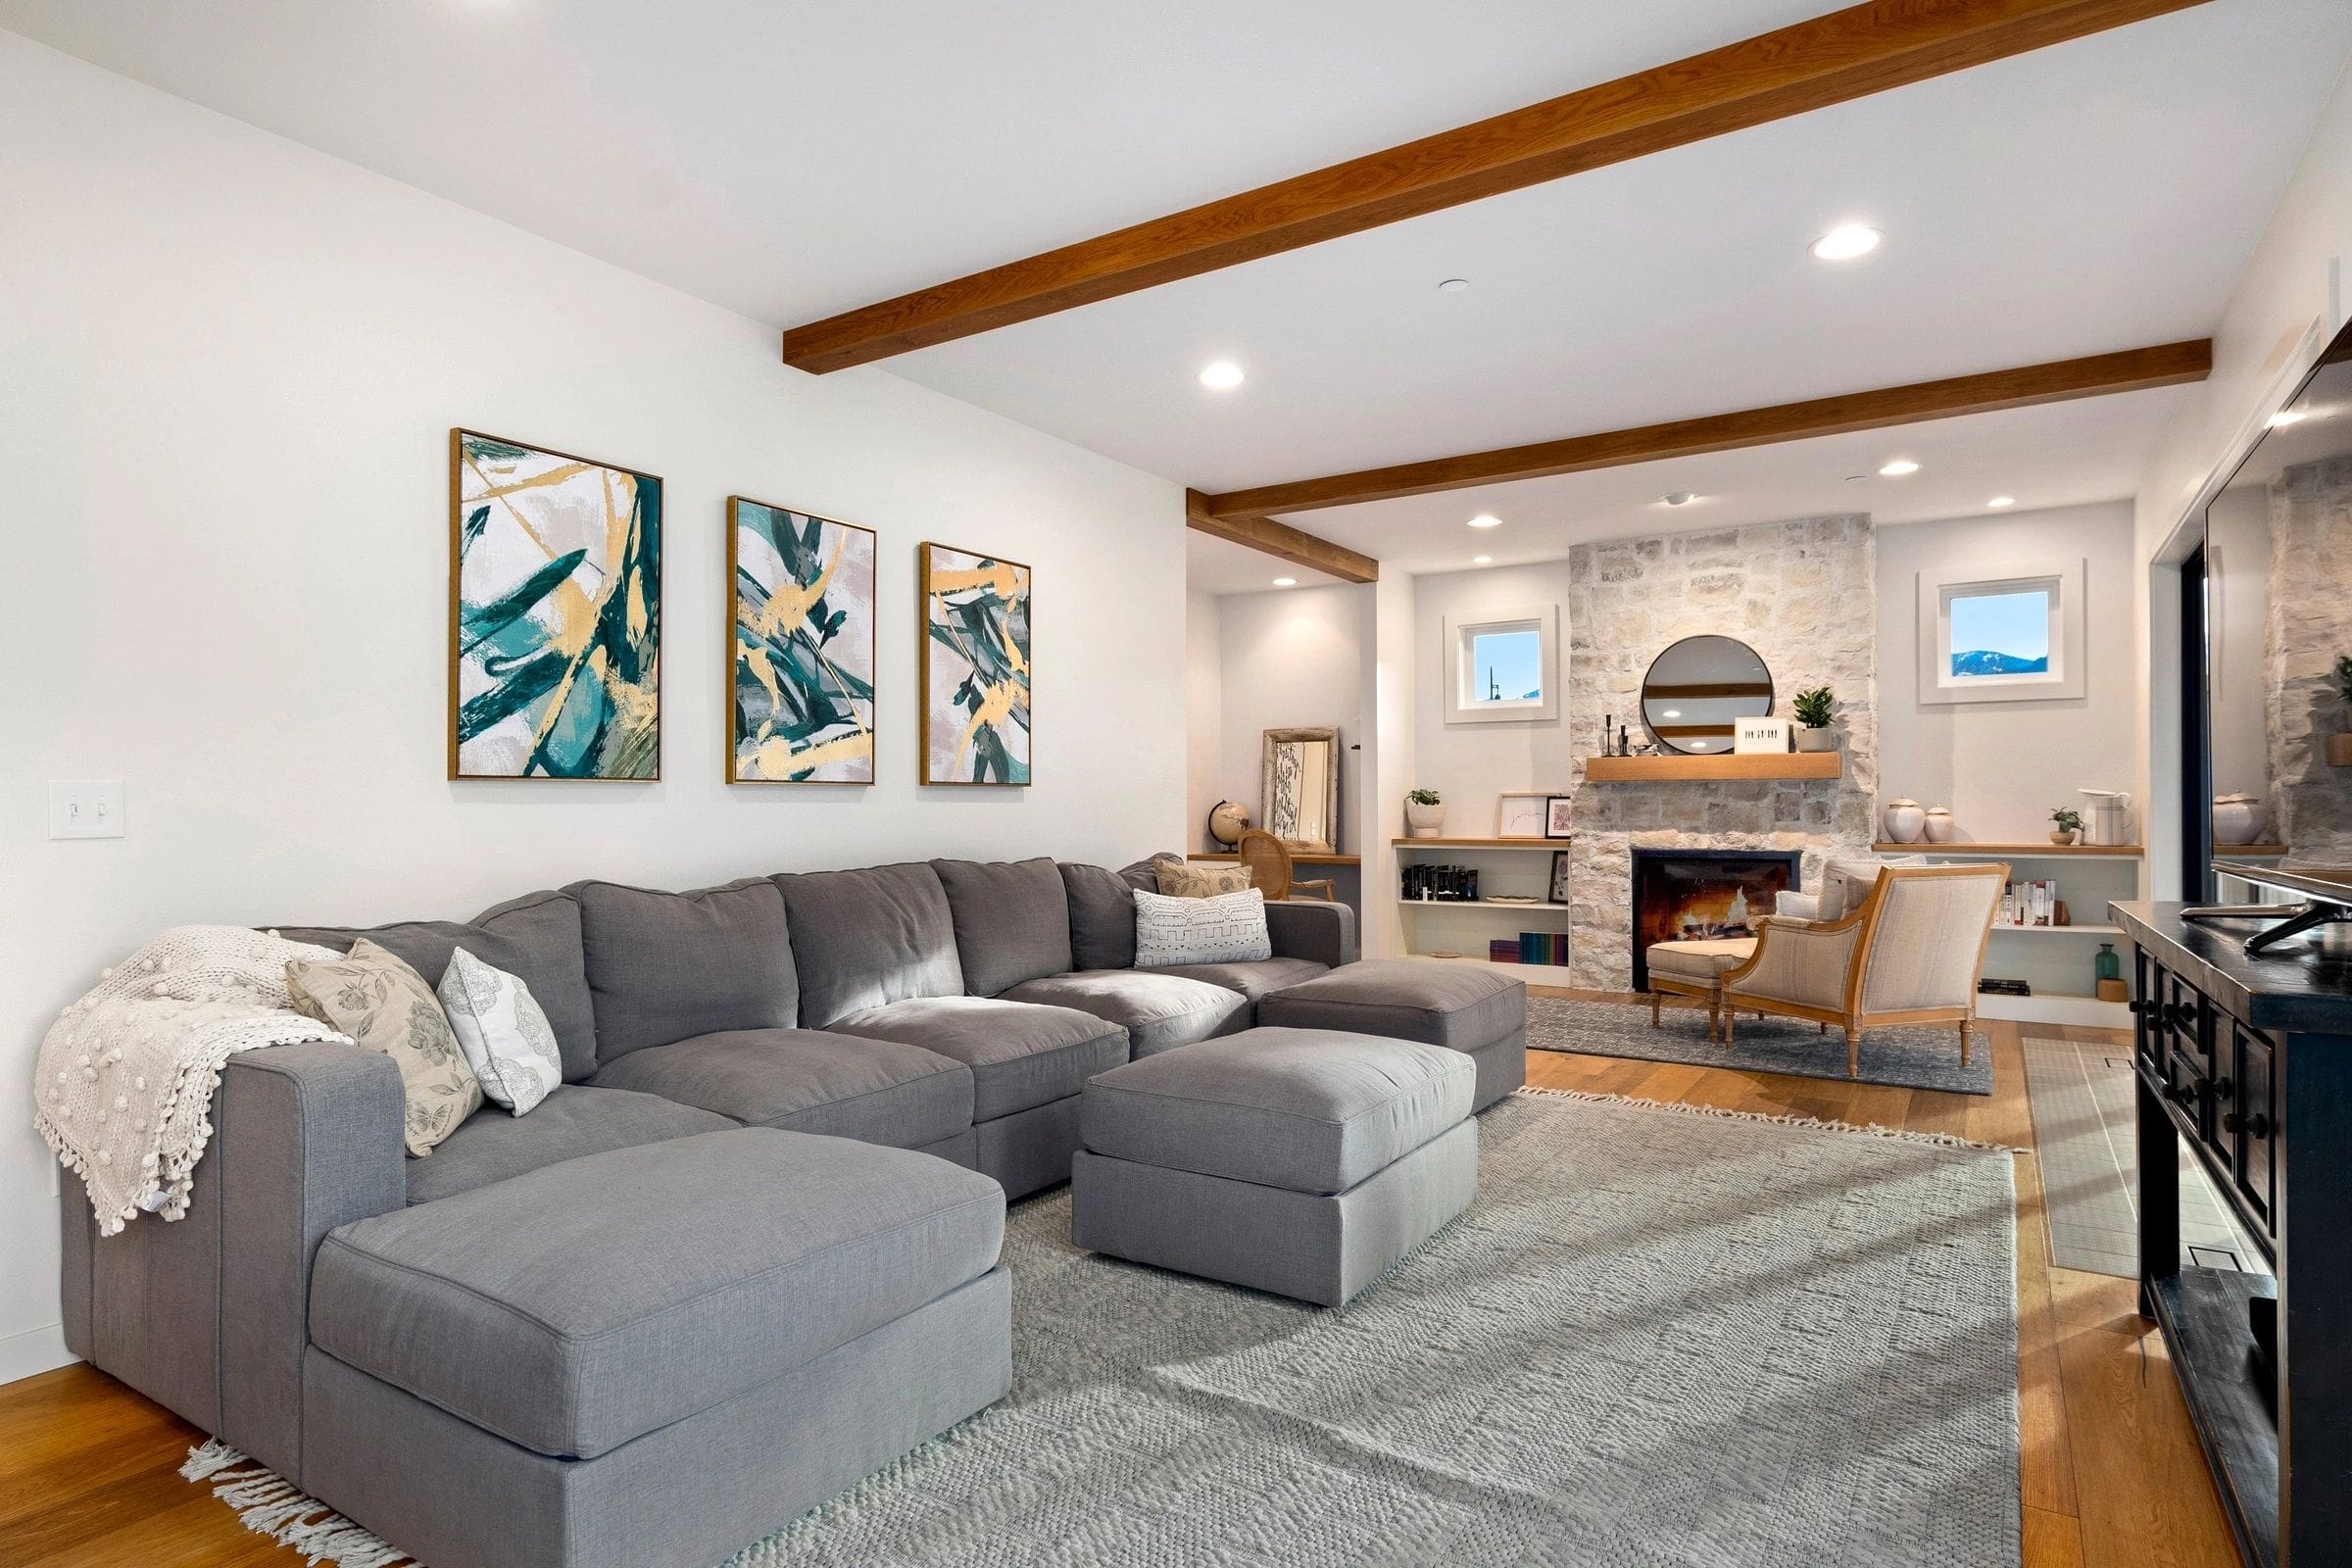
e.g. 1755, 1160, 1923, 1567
1528, 994, 1995, 1096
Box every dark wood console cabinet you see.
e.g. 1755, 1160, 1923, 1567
2118, 902, 2352, 1568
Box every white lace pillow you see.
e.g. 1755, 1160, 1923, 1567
1133, 887, 1272, 967
436, 948, 562, 1116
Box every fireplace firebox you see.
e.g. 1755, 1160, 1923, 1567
1629, 848, 1802, 991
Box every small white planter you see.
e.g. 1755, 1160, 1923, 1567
1792, 725, 1838, 754
1404, 801, 1446, 839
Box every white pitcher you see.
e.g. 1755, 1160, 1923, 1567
2079, 789, 2132, 847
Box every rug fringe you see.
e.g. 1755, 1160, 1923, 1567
180, 1441, 415, 1567
1514, 1085, 2019, 1152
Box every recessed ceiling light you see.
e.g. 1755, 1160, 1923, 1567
1810, 224, 1882, 261
1987, 495, 2016, 509
1660, 492, 1697, 507
1468, 514, 1501, 529
1438, 278, 1470, 294
1199, 361, 1245, 391
2269, 410, 2308, 428
1879, 459, 1921, 476
1271, 576, 1297, 588
1472, 555, 1492, 564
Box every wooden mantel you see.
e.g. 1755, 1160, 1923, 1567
1584, 753, 1842, 783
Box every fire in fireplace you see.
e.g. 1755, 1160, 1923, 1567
1629, 848, 1802, 990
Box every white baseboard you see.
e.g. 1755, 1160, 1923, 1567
0, 1321, 75, 1386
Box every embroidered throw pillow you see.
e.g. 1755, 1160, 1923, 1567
436, 948, 562, 1116
1815, 855, 1930, 922
286, 938, 481, 1156
1133, 888, 1273, 967
1149, 856, 1255, 899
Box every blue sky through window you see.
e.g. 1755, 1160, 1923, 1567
1948, 588, 2049, 675
1471, 628, 1542, 702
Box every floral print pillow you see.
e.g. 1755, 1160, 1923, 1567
286, 938, 482, 1156
436, 947, 562, 1116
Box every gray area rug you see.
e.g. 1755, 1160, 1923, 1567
185, 1093, 2022, 1568
1529, 994, 1995, 1096
2020, 1033, 2265, 1279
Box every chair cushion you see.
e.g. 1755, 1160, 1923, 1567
1060, 862, 1145, 971
273, 889, 598, 1082
590, 1028, 973, 1149
569, 878, 798, 1061
1080, 1028, 1474, 1195
830, 996, 1126, 1121
1645, 938, 1757, 982
312, 1129, 1004, 1459
774, 863, 963, 1026
405, 1085, 734, 1206
931, 858, 1074, 996
1255, 958, 1524, 1052
1001, 969, 1251, 1057
1147, 956, 1329, 1001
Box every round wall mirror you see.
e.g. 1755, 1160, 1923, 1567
1641, 636, 1774, 755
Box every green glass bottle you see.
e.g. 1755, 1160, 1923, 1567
2094, 943, 2122, 984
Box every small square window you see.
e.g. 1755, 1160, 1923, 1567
1444, 606, 1558, 724
1467, 627, 1543, 705
1918, 559, 2083, 705
1946, 588, 2052, 679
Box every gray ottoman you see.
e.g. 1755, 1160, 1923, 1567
1069, 1027, 1477, 1306
1257, 958, 1527, 1109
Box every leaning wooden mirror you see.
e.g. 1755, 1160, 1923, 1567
1260, 727, 1341, 854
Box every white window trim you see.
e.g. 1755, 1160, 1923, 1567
1444, 605, 1560, 725
1916, 558, 2086, 706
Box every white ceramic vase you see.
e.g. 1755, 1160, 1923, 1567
1883, 798, 1926, 844
1923, 807, 1956, 843
1404, 801, 1446, 839
2212, 794, 2264, 847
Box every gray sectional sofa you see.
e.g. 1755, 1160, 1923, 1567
57, 854, 1516, 1568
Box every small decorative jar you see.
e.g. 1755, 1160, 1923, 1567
1883, 798, 1926, 844
2212, 793, 2265, 847
1922, 807, 1956, 844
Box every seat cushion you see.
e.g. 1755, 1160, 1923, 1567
405, 1085, 734, 1206
1001, 969, 1250, 1057
1147, 956, 1330, 1001
774, 863, 964, 1026
1059, 862, 1146, 971
273, 889, 598, 1082
830, 997, 1126, 1121
569, 877, 798, 1061
312, 1129, 1004, 1459
1255, 958, 1525, 1051
1646, 938, 1757, 982
1080, 1028, 1474, 1195
930, 858, 1074, 997
590, 1028, 973, 1149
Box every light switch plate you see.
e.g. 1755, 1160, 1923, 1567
48, 779, 125, 839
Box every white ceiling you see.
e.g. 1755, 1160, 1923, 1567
10, 0, 2348, 586
1184, 531, 1350, 597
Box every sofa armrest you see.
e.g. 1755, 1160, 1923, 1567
217, 1042, 407, 1483
1266, 899, 1357, 968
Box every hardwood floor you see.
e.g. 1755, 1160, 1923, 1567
0, 1001, 2242, 1567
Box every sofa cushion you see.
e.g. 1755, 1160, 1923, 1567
273, 890, 598, 1082
1001, 969, 1250, 1057
1255, 958, 1526, 1052
284, 940, 482, 1158
931, 858, 1073, 996
1147, 956, 1330, 1001
405, 1085, 734, 1206
774, 863, 963, 1026
1646, 938, 1757, 982
1060, 862, 1144, 970
312, 1128, 1004, 1459
590, 1028, 973, 1149
1150, 857, 1253, 898
830, 997, 1126, 1121
1133, 887, 1272, 966
1080, 1028, 1474, 1195
570, 877, 798, 1061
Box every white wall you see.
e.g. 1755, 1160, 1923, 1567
0, 34, 1187, 1382
1209, 585, 1368, 854
1410, 561, 1582, 834
1875, 503, 2140, 841
1184, 589, 1224, 852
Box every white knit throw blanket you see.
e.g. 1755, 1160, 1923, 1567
36, 925, 350, 1236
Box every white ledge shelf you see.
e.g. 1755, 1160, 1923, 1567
1391, 837, 1567, 850
1397, 899, 1571, 911
1987, 923, 2127, 937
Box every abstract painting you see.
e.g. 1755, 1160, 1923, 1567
729, 498, 876, 782
450, 431, 661, 779
920, 541, 1031, 785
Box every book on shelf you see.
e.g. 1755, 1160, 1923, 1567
1517, 931, 1569, 965
1994, 878, 2064, 927
1401, 863, 1481, 901
1979, 977, 2033, 996
1489, 939, 1521, 963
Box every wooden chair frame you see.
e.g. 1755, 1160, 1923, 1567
1235, 829, 1336, 902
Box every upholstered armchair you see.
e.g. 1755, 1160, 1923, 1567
1719, 862, 2008, 1078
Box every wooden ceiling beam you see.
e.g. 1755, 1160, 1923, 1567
1186, 491, 1380, 583
780, 0, 2210, 372
1199, 339, 2212, 517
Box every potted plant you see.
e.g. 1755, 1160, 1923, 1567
2050, 807, 2083, 846
2330, 654, 2352, 767
1791, 686, 1838, 753
1404, 789, 1445, 839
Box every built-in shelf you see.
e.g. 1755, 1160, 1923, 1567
1189, 851, 1359, 866
1975, 990, 2132, 1027
2217, 845, 2290, 858
1585, 753, 1840, 782
1873, 841, 2144, 858
1986, 922, 2127, 937
1398, 898, 1571, 911
1391, 836, 1565, 850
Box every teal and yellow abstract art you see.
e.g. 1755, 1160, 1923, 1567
729, 498, 876, 783
920, 542, 1031, 786
450, 430, 661, 779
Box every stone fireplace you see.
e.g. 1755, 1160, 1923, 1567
1628, 848, 1800, 991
